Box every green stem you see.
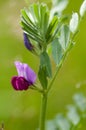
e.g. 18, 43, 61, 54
39, 33, 75, 129
47, 64, 62, 93
39, 92, 47, 130
47, 49, 67, 93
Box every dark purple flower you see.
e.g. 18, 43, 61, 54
23, 33, 33, 51
11, 61, 36, 91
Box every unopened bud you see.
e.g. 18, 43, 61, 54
80, 0, 86, 17
23, 33, 33, 51
69, 13, 79, 33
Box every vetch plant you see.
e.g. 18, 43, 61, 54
11, 1, 86, 130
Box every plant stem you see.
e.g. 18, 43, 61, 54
39, 92, 47, 130
39, 37, 74, 129
47, 62, 62, 93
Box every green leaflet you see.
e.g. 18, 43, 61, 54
40, 4, 47, 31
40, 51, 52, 78
33, 3, 40, 22
38, 66, 48, 89
21, 20, 43, 43
38, 51, 52, 88
21, 8, 37, 28
52, 38, 63, 65
59, 25, 70, 51
46, 16, 58, 43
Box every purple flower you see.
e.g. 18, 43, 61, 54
11, 61, 36, 91
23, 33, 33, 51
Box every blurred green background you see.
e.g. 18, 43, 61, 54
0, 0, 86, 130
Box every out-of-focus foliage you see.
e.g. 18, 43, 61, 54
46, 93, 86, 130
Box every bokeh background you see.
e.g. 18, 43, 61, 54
0, 0, 86, 129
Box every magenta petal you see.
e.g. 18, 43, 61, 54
11, 76, 29, 90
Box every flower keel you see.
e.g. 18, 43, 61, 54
11, 61, 36, 91
11, 76, 30, 90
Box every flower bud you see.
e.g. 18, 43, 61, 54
69, 13, 79, 33
23, 33, 33, 51
80, 0, 86, 17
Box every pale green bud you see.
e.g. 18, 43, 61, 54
80, 0, 86, 17
69, 13, 79, 33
